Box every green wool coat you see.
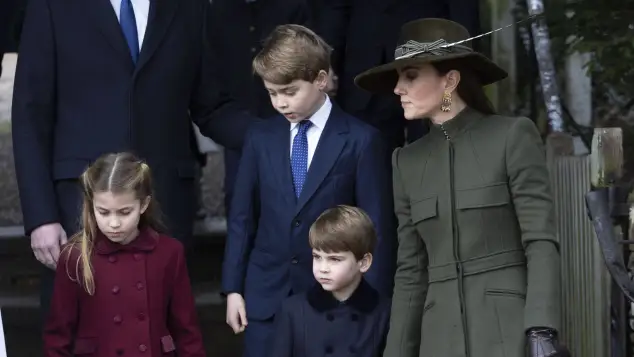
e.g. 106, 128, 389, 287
383, 107, 561, 357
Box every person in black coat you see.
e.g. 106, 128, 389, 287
316, 0, 481, 148
269, 206, 391, 357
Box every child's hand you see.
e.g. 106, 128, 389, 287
226, 293, 248, 334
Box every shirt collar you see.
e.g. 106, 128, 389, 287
289, 95, 332, 132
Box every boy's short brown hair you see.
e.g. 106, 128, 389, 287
253, 24, 332, 85
309, 205, 377, 260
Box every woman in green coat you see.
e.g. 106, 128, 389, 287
354, 18, 562, 357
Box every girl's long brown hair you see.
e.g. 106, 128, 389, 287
63, 152, 164, 295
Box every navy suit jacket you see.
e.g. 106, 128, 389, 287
12, 0, 253, 241
221, 104, 396, 320
270, 279, 391, 357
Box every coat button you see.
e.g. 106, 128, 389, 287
291, 258, 298, 264
249, 25, 255, 32
325, 346, 333, 354
293, 220, 300, 227
113, 315, 122, 324
138, 313, 146, 321
350, 313, 358, 321
116, 348, 124, 355
326, 314, 334, 321
112, 285, 120, 294
134, 253, 142, 261
108, 256, 117, 263
139, 344, 147, 352
136, 282, 144, 290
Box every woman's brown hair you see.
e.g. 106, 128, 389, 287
63, 152, 164, 295
433, 59, 497, 115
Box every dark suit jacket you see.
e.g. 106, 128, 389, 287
317, 0, 481, 147
11, 0, 253, 242
0, 0, 20, 76
221, 104, 396, 320
270, 279, 391, 357
44, 228, 205, 357
209, 0, 310, 119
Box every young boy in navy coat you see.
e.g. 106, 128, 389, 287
269, 205, 391, 357
221, 24, 396, 357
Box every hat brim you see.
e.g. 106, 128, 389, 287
354, 52, 508, 94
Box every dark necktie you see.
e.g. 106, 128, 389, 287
291, 120, 312, 198
120, 0, 139, 63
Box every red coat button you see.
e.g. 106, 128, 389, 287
134, 253, 142, 261
113, 315, 122, 324
138, 313, 146, 321
112, 286, 120, 294
139, 344, 147, 352
108, 256, 117, 263
136, 282, 144, 290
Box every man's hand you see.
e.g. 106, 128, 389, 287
325, 67, 338, 98
30, 223, 68, 269
225, 292, 248, 334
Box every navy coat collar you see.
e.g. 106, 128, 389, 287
306, 278, 379, 314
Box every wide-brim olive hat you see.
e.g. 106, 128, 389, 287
354, 18, 508, 94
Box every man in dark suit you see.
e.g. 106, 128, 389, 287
317, 0, 481, 148
221, 25, 395, 357
208, 0, 311, 214
12, 0, 254, 319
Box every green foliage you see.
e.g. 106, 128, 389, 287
546, 0, 634, 99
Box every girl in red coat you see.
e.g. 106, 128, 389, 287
43, 152, 206, 357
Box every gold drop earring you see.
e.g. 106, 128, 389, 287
441, 90, 452, 112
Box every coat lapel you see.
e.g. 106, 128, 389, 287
87, 0, 134, 65
136, 0, 179, 72
295, 106, 348, 214
269, 119, 297, 205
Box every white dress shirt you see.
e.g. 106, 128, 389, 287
109, 0, 150, 48
289, 95, 333, 169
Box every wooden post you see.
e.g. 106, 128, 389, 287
590, 127, 628, 357
547, 131, 612, 357
590, 128, 624, 187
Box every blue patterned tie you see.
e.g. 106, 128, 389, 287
120, 0, 139, 63
291, 120, 312, 198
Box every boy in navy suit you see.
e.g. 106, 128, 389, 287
221, 24, 395, 357
270, 205, 391, 357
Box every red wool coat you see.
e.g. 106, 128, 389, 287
43, 228, 205, 357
